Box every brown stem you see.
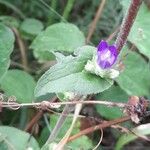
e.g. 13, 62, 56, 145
67, 116, 130, 142
25, 96, 57, 132
115, 0, 143, 52
12, 27, 29, 72
25, 111, 43, 132
86, 0, 106, 44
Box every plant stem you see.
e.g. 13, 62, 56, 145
48, 0, 57, 25
86, 0, 106, 44
62, 0, 75, 21
67, 116, 130, 143
19, 108, 27, 129
46, 104, 70, 144
115, 0, 143, 52
12, 27, 29, 72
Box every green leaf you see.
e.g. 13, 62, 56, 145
95, 86, 128, 119
116, 51, 150, 96
0, 69, 36, 103
121, 0, 150, 58
0, 16, 20, 28
49, 115, 93, 149
33, 50, 55, 63
35, 47, 113, 98
20, 18, 44, 36
0, 23, 15, 81
115, 123, 150, 150
0, 126, 40, 150
30, 23, 85, 54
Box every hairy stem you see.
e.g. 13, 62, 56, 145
115, 0, 143, 52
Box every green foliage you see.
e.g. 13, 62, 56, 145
35, 46, 113, 98
121, 0, 150, 58
95, 86, 128, 119
115, 123, 150, 150
30, 23, 85, 61
49, 115, 93, 149
0, 23, 15, 81
0, 16, 19, 28
20, 18, 44, 38
0, 0, 150, 149
116, 51, 150, 96
0, 126, 40, 150
0, 69, 36, 103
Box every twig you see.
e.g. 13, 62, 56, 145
86, 0, 106, 44
93, 128, 103, 150
11, 61, 32, 73
25, 96, 57, 132
107, 26, 120, 42
12, 27, 29, 72
55, 102, 83, 149
45, 95, 84, 145
67, 116, 130, 143
25, 111, 43, 132
46, 104, 70, 144
115, 0, 143, 52
1, 100, 127, 109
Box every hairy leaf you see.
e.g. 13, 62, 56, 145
116, 52, 150, 96
95, 86, 128, 119
35, 46, 113, 98
30, 23, 85, 54
0, 126, 40, 150
0, 69, 36, 103
0, 23, 15, 81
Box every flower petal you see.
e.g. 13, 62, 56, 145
108, 45, 117, 57
97, 40, 108, 52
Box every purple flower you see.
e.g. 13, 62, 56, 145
97, 40, 118, 69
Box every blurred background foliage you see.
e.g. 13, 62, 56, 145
0, 0, 150, 149
0, 0, 122, 42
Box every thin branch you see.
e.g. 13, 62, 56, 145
86, 0, 106, 44
93, 128, 103, 150
1, 100, 127, 109
12, 27, 29, 72
115, 0, 143, 52
67, 116, 130, 143
107, 26, 120, 42
25, 111, 43, 132
46, 104, 70, 144
25, 96, 57, 132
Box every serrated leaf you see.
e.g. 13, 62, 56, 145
121, 0, 150, 58
95, 86, 128, 119
35, 47, 113, 97
20, 18, 44, 35
0, 69, 36, 103
115, 123, 150, 150
0, 23, 15, 81
0, 126, 40, 150
116, 51, 150, 96
30, 23, 85, 54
